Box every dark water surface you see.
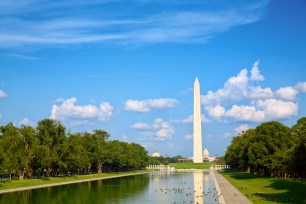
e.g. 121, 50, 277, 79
0, 170, 219, 204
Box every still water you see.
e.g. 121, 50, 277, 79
0, 170, 219, 204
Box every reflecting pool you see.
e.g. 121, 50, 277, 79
0, 170, 219, 204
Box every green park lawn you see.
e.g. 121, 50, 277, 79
0, 170, 152, 191
220, 170, 306, 204
169, 162, 213, 169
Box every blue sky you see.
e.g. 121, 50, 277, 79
0, 0, 306, 157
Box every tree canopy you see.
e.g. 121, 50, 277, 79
0, 119, 149, 180
224, 117, 306, 178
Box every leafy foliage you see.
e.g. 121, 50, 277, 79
224, 117, 306, 178
0, 119, 149, 180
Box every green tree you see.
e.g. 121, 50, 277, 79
224, 129, 255, 171
250, 121, 292, 176
83, 130, 110, 173
65, 133, 90, 174
36, 119, 67, 176
0, 123, 20, 180
224, 120, 298, 177
19, 125, 38, 178
291, 117, 306, 177
0, 123, 29, 180
0, 120, 150, 178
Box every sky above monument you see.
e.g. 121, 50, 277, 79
1, 0, 306, 157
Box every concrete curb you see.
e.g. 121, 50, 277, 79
211, 169, 226, 204
212, 169, 252, 204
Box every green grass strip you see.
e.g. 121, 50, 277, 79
0, 170, 153, 191
220, 170, 306, 204
169, 162, 213, 169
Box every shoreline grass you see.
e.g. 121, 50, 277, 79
220, 170, 306, 204
169, 162, 213, 169
0, 170, 154, 192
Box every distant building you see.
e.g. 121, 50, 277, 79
203, 147, 210, 161
203, 147, 217, 162
212, 155, 219, 162
151, 151, 161, 157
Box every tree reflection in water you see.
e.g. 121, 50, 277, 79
0, 171, 219, 204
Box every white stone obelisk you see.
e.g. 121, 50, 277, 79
193, 77, 203, 163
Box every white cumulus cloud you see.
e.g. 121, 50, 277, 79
131, 122, 151, 130
201, 68, 249, 106
201, 61, 306, 123
98, 102, 113, 121
153, 118, 175, 140
255, 99, 298, 120
50, 97, 113, 125
201, 61, 272, 107
225, 105, 265, 122
275, 86, 298, 101
131, 118, 175, 141
125, 100, 149, 112
247, 86, 273, 99
235, 124, 249, 134
295, 82, 306, 92
207, 99, 298, 123
206, 105, 226, 119
19, 118, 35, 126
125, 98, 178, 112
0, 89, 8, 98
250, 60, 264, 81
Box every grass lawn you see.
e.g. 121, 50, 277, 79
220, 170, 306, 204
169, 162, 213, 169
0, 170, 152, 191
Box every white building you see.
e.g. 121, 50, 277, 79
203, 147, 210, 161
151, 151, 161, 157
203, 147, 217, 162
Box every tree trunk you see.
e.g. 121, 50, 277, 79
88, 164, 92, 174
19, 174, 24, 180
18, 169, 25, 180
45, 168, 51, 177
28, 168, 33, 179
98, 163, 103, 174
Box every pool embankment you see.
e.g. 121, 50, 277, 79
212, 169, 251, 204
0, 170, 153, 194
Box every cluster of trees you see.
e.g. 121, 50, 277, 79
148, 155, 184, 165
0, 119, 149, 180
224, 117, 306, 178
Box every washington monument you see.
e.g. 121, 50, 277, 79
193, 77, 203, 163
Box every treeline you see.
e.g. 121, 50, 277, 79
0, 119, 149, 180
148, 155, 185, 165
224, 117, 306, 178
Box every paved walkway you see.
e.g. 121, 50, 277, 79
212, 169, 252, 204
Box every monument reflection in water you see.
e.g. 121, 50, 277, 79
0, 170, 218, 204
